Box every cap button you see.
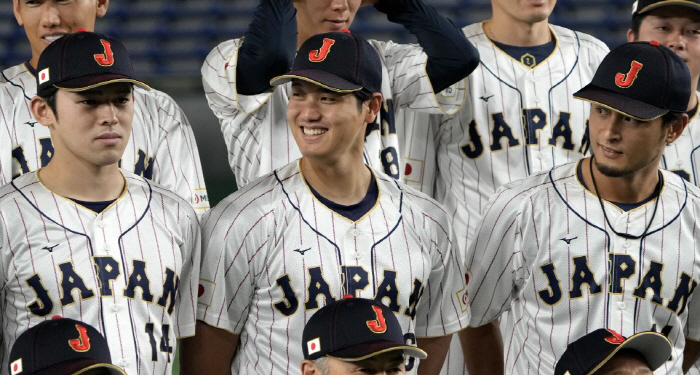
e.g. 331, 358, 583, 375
342, 294, 353, 299
650, 40, 660, 47
76, 28, 87, 32
340, 29, 351, 34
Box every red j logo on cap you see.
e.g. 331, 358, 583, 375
366, 305, 388, 333
615, 61, 643, 88
68, 324, 91, 352
94, 40, 115, 67
308, 38, 336, 63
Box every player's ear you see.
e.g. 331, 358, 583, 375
13, 0, 23, 26
665, 113, 689, 145
627, 29, 637, 43
364, 93, 382, 125
96, 0, 109, 18
30, 96, 55, 128
300, 359, 320, 375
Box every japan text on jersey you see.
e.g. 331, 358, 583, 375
197, 161, 469, 374
0, 171, 201, 375
467, 162, 700, 374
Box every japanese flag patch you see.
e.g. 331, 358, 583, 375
10, 358, 22, 375
197, 279, 216, 307
38, 68, 50, 85
307, 337, 321, 355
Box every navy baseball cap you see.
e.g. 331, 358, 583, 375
574, 41, 691, 121
9, 317, 126, 375
270, 31, 382, 94
554, 329, 672, 375
302, 297, 426, 361
36, 31, 150, 96
633, 0, 700, 15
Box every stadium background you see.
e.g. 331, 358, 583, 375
0, 0, 630, 372
0, 0, 631, 208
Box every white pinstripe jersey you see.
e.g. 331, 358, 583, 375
398, 23, 609, 375
467, 161, 700, 375
0, 170, 201, 375
197, 161, 469, 375
661, 94, 700, 186
434, 23, 609, 256
0, 63, 210, 214
201, 37, 466, 188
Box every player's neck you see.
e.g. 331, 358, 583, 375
484, 18, 551, 46
300, 157, 372, 205
38, 160, 125, 202
582, 158, 660, 204
689, 83, 699, 111
28, 55, 39, 71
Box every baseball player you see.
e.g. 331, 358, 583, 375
301, 297, 427, 375
462, 41, 700, 374
402, 1, 610, 373
9, 317, 127, 375
554, 329, 672, 375
627, 3, 700, 373
1, 0, 209, 213
181, 31, 469, 375
201, 0, 479, 189
628, 0, 700, 185
0, 32, 201, 375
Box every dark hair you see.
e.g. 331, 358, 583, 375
630, 13, 645, 38
39, 87, 59, 121
662, 110, 685, 128
354, 89, 373, 112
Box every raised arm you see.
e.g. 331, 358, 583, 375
374, 0, 479, 93
236, 0, 297, 95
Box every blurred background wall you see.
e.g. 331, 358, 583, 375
0, 0, 632, 207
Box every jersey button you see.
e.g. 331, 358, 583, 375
112, 304, 119, 312
618, 302, 626, 310
120, 359, 128, 367
104, 244, 110, 252
623, 240, 631, 249
355, 253, 362, 260
351, 229, 360, 237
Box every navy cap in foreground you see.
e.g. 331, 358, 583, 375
36, 31, 150, 97
632, 0, 700, 15
302, 297, 426, 361
9, 317, 126, 375
270, 31, 382, 95
554, 328, 672, 375
573, 41, 691, 121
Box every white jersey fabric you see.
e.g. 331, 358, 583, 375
0, 170, 201, 375
201, 37, 466, 188
665, 95, 700, 375
661, 94, 700, 185
467, 161, 700, 374
0, 63, 210, 214
400, 23, 609, 375
197, 161, 469, 375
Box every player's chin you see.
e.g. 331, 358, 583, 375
91, 149, 126, 167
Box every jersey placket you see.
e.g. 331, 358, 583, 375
607, 209, 645, 335
91, 210, 135, 373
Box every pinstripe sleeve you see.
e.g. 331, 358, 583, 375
175, 206, 201, 339
415, 210, 470, 337
201, 39, 285, 187
197, 192, 271, 334
685, 203, 700, 341
137, 89, 210, 216
370, 40, 466, 115
466, 183, 529, 327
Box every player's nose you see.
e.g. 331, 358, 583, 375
98, 103, 119, 125
666, 31, 686, 50
329, 0, 350, 12
39, 3, 61, 28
